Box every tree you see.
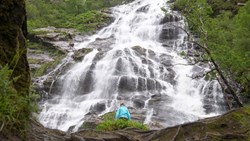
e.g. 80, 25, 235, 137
173, 0, 250, 107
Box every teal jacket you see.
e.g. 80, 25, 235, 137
115, 105, 131, 120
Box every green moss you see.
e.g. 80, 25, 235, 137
28, 29, 49, 35
102, 112, 116, 121
179, 51, 186, 56
96, 112, 148, 131
0, 66, 30, 138
34, 55, 65, 77
27, 41, 65, 77
96, 119, 149, 131
27, 41, 63, 55
28, 58, 41, 64
26, 0, 124, 33
67, 10, 112, 32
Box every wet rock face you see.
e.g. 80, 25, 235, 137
72, 48, 93, 61
90, 102, 106, 114
0, 0, 30, 95
160, 26, 180, 40
160, 14, 181, 24
159, 13, 182, 42
136, 5, 150, 13
28, 27, 77, 53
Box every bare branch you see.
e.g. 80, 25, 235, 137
0, 122, 4, 132
170, 126, 181, 141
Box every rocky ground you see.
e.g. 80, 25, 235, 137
1, 106, 249, 141
26, 26, 95, 100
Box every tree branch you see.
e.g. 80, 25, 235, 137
170, 126, 181, 141
0, 122, 4, 132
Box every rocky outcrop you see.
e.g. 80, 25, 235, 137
2, 107, 249, 141
0, 0, 30, 95
28, 27, 78, 53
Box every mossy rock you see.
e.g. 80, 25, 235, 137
147, 107, 250, 141
72, 48, 93, 61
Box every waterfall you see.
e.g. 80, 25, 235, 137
38, 0, 226, 132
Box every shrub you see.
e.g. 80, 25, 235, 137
96, 116, 149, 131
0, 65, 32, 137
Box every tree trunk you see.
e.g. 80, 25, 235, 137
0, 0, 30, 95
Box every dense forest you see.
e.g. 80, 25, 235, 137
0, 0, 249, 140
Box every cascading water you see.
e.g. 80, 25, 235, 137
38, 0, 227, 132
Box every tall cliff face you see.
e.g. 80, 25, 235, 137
0, 0, 30, 95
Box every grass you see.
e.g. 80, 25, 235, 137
0, 66, 33, 138
33, 55, 65, 77
96, 112, 149, 131
27, 41, 66, 77
26, 0, 122, 33
96, 119, 149, 131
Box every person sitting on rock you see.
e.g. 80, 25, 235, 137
115, 103, 131, 120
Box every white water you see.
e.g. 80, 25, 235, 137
38, 0, 226, 131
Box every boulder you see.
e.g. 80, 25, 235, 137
132, 95, 147, 108
136, 5, 149, 13
160, 14, 181, 24
28, 27, 78, 53
90, 102, 106, 114
72, 48, 93, 61
159, 27, 179, 40
118, 76, 137, 93
131, 46, 147, 56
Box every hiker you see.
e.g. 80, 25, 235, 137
115, 103, 131, 120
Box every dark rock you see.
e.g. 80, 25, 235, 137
136, 5, 149, 13
132, 95, 147, 108
114, 58, 124, 75
160, 14, 181, 24
87, 36, 114, 51
77, 69, 95, 94
159, 27, 179, 40
146, 78, 156, 91
159, 54, 173, 66
167, 0, 175, 3
118, 76, 137, 93
163, 68, 176, 85
131, 46, 147, 56
90, 102, 106, 114
28, 27, 78, 53
93, 51, 106, 62
148, 49, 156, 59
72, 48, 93, 61
137, 77, 147, 91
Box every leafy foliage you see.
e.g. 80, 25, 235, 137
173, 0, 250, 102
96, 112, 148, 131
26, 0, 132, 32
0, 65, 36, 137
96, 119, 149, 131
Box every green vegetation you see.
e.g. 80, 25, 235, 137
0, 65, 37, 137
27, 41, 65, 77
26, 0, 132, 32
173, 0, 250, 105
96, 119, 149, 131
96, 112, 149, 131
